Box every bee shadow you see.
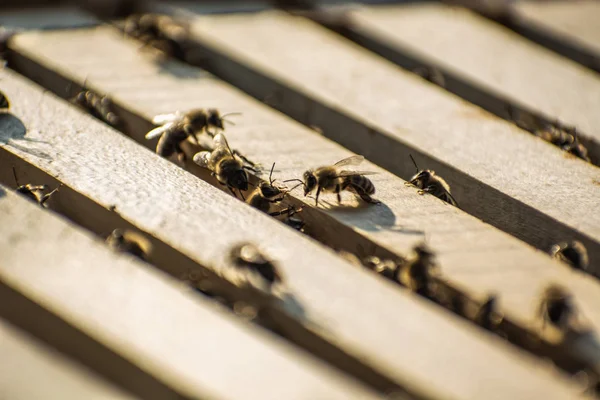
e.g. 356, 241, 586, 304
154, 58, 209, 80
0, 113, 52, 160
321, 199, 412, 232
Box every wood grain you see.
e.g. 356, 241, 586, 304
0, 32, 588, 400
0, 185, 384, 400
0, 318, 137, 400
155, 5, 600, 272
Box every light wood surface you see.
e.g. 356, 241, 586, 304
155, 6, 600, 271
0, 318, 137, 400
0, 31, 588, 400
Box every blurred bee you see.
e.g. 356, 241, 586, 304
193, 133, 258, 199
550, 241, 589, 272
535, 124, 590, 162
229, 243, 282, 287
284, 155, 380, 207
362, 255, 399, 280
105, 228, 152, 261
538, 284, 577, 334
71, 84, 120, 127
396, 243, 439, 299
405, 155, 458, 207
12, 167, 60, 208
413, 66, 446, 88
246, 163, 294, 216
282, 206, 306, 232
473, 295, 503, 331
123, 13, 189, 59
145, 109, 239, 164
0, 90, 9, 110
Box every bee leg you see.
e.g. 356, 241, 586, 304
238, 189, 246, 201
315, 187, 321, 207
39, 185, 61, 208
175, 144, 186, 166
226, 186, 239, 199
360, 193, 381, 205
417, 189, 425, 196
337, 192, 342, 204
269, 207, 293, 217
233, 150, 258, 168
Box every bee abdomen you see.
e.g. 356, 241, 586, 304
349, 175, 375, 195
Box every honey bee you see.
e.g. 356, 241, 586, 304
405, 155, 458, 207
71, 84, 120, 127
229, 243, 282, 286
550, 241, 589, 272
413, 66, 446, 88
193, 133, 258, 199
473, 295, 503, 331
123, 13, 189, 59
538, 284, 577, 333
12, 167, 60, 208
284, 155, 380, 207
535, 124, 590, 162
105, 228, 152, 261
396, 243, 439, 298
0, 90, 9, 110
145, 109, 239, 164
246, 163, 294, 216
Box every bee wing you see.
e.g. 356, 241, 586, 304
336, 170, 379, 177
213, 133, 233, 152
333, 155, 364, 167
145, 122, 175, 140
193, 151, 212, 168
152, 112, 182, 125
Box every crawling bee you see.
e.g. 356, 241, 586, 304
413, 66, 446, 88
193, 133, 258, 199
71, 85, 120, 127
284, 155, 380, 207
12, 167, 60, 208
535, 124, 591, 162
146, 109, 239, 164
362, 256, 398, 280
246, 163, 294, 216
473, 295, 503, 331
105, 228, 152, 261
405, 155, 458, 207
538, 284, 577, 334
0, 90, 9, 110
396, 243, 439, 298
229, 243, 282, 286
550, 241, 590, 272
123, 13, 189, 59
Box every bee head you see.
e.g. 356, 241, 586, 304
260, 182, 282, 198
303, 170, 317, 196
207, 109, 225, 130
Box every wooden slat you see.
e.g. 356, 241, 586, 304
8, 23, 600, 382
0, 33, 587, 400
0, 7, 97, 30
0, 185, 382, 400
0, 318, 137, 400
156, 5, 600, 271
338, 3, 600, 162
506, 0, 600, 73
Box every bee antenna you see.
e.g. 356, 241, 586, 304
268, 162, 276, 185
409, 154, 419, 172
283, 178, 305, 190
12, 165, 19, 187
221, 112, 242, 126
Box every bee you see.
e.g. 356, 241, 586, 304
284, 155, 380, 207
535, 124, 590, 162
538, 284, 577, 334
0, 90, 9, 110
105, 228, 152, 261
396, 243, 439, 299
193, 133, 258, 199
473, 295, 503, 331
12, 167, 60, 208
229, 243, 282, 286
362, 256, 399, 280
145, 110, 239, 164
246, 163, 293, 216
405, 155, 458, 207
550, 241, 589, 272
123, 13, 189, 59
71, 84, 120, 127
413, 66, 446, 88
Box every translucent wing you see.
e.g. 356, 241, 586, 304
336, 170, 379, 177
152, 112, 182, 125
213, 133, 232, 152
333, 155, 364, 167
145, 122, 175, 140
193, 151, 212, 168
